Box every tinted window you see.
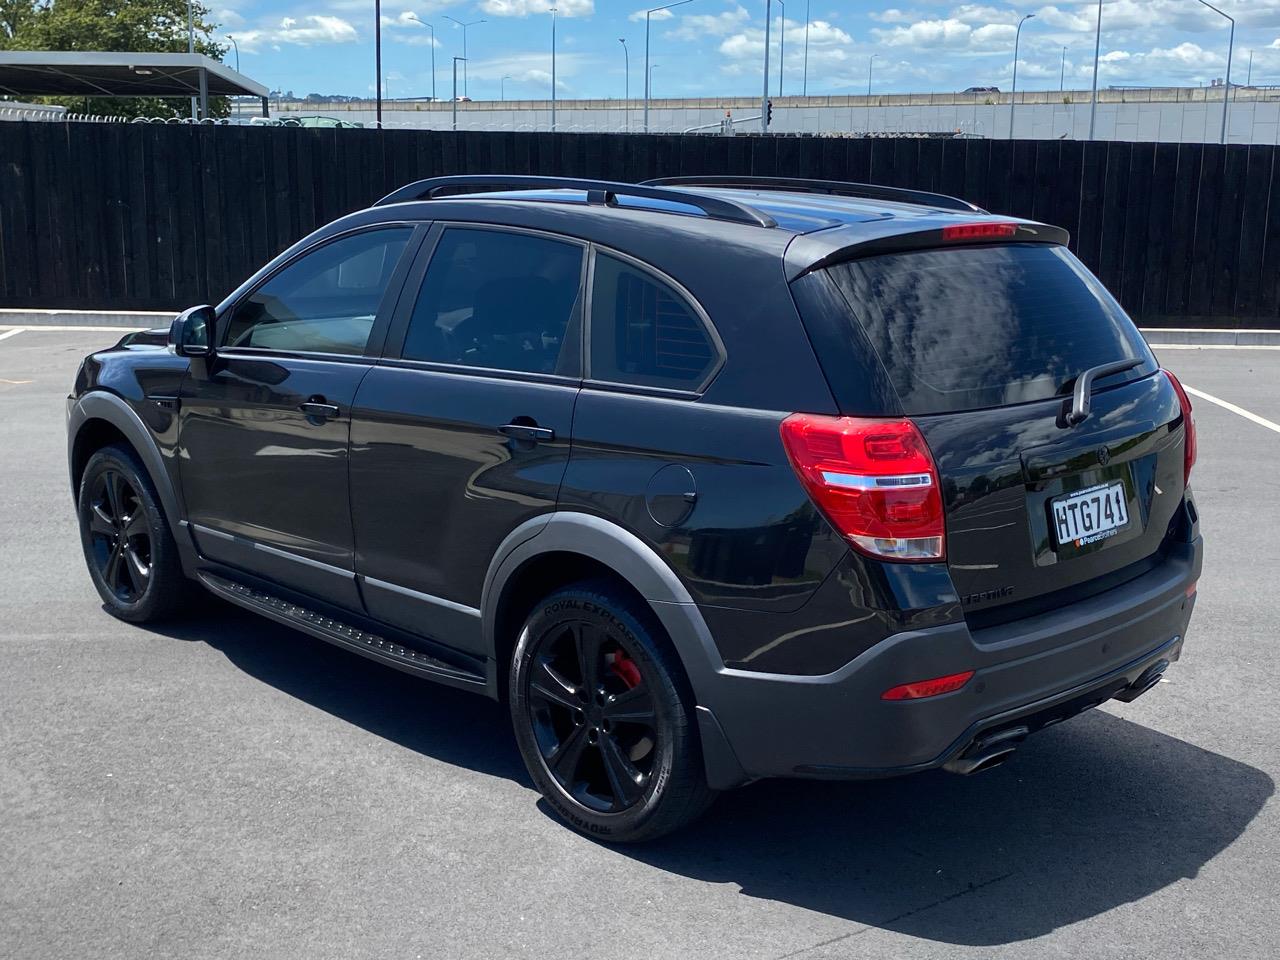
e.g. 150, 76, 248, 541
589, 253, 717, 390
819, 244, 1155, 414
225, 228, 412, 355
402, 228, 584, 375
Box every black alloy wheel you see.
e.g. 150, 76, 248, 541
86, 468, 153, 603
77, 444, 193, 623
510, 581, 715, 842
527, 617, 658, 813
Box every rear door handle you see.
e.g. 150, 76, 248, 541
498, 423, 555, 443
298, 400, 341, 419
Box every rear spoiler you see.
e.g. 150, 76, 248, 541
785, 219, 1071, 281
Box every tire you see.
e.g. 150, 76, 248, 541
509, 580, 716, 842
77, 443, 193, 623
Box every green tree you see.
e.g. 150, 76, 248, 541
4, 1, 230, 119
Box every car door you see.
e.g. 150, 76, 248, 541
348, 224, 586, 655
179, 224, 422, 611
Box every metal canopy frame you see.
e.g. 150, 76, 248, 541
0, 51, 270, 118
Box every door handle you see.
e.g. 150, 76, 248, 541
298, 400, 341, 419
498, 423, 555, 443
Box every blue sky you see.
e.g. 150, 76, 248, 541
214, 1, 1280, 100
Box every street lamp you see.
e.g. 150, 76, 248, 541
802, 0, 811, 97
444, 15, 486, 98
550, 6, 558, 131
1196, 0, 1235, 145
405, 15, 436, 102
226, 35, 240, 73
1088, 0, 1102, 140
645, 0, 693, 133
501, 75, 512, 100
375, 0, 383, 127
777, 0, 785, 98
452, 57, 466, 130
1009, 13, 1034, 140
1060, 45, 1066, 92
867, 52, 876, 97
649, 63, 660, 99
187, 0, 197, 119
619, 38, 630, 130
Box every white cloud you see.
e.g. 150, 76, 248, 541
234, 16, 359, 53
666, 4, 750, 41
630, 7, 673, 23
479, 0, 594, 16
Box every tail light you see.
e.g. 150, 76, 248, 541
1162, 369, 1197, 486
780, 413, 945, 561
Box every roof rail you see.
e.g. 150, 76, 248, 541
641, 175, 985, 214
373, 175, 778, 228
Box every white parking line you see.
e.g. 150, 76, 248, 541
0, 328, 25, 342
1184, 385, 1280, 436
1156, 344, 1280, 351
0, 325, 146, 333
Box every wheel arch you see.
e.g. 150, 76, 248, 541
481, 512, 748, 790
68, 392, 185, 534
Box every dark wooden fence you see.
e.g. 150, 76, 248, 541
1, 121, 1278, 325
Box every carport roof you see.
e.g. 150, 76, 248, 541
0, 51, 268, 99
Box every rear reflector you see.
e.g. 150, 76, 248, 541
1161, 369, 1197, 486
941, 222, 1018, 241
882, 670, 975, 701
779, 414, 945, 561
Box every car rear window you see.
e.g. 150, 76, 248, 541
815, 244, 1155, 415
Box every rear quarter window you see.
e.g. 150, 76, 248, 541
814, 244, 1155, 415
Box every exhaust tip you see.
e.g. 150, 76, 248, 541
943, 725, 1029, 775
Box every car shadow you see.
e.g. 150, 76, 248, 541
153, 603, 1272, 947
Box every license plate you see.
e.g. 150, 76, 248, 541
1051, 481, 1129, 548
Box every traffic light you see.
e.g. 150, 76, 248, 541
767, 99, 773, 126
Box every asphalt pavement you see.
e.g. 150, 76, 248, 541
1, 329, 1277, 960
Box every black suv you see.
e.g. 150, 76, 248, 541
68, 175, 1202, 841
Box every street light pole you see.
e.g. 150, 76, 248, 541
803, 0, 810, 96
1196, 0, 1234, 145
405, 16, 437, 102
452, 57, 466, 130
227, 35, 239, 73
649, 63, 660, 99
501, 75, 512, 100
375, 0, 382, 127
1088, 0, 1102, 140
188, 0, 197, 119
867, 52, 876, 97
1009, 13, 1034, 140
444, 15, 485, 98
1060, 45, 1066, 92
777, 0, 785, 98
550, 7, 558, 131
645, 0, 693, 133
619, 38, 629, 130
761, 0, 772, 133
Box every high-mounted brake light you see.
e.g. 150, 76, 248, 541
780, 414, 945, 561
941, 222, 1019, 241
882, 670, 975, 701
1161, 369, 1197, 486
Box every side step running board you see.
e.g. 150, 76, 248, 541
198, 572, 487, 692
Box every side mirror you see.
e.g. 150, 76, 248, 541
169, 305, 217, 358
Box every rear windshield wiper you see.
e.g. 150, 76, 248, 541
1062, 358, 1144, 425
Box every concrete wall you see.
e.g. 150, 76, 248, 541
239, 91, 1280, 144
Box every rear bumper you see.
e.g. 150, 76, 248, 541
697, 537, 1201, 784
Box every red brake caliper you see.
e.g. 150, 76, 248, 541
609, 650, 642, 689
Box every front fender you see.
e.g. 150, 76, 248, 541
67, 390, 187, 535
